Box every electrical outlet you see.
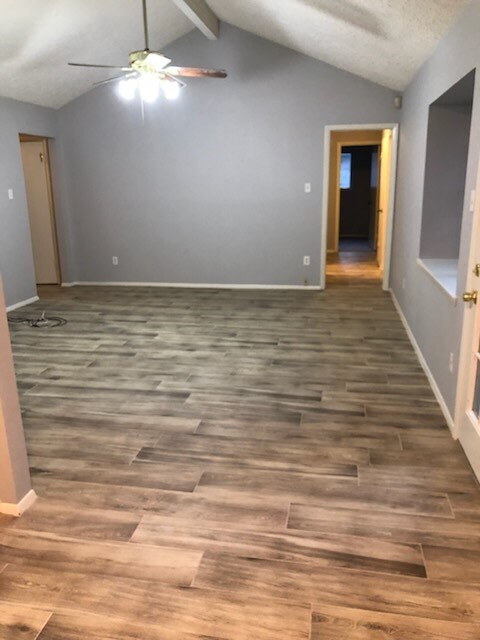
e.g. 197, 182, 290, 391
7, 189, 13, 200
112, 256, 119, 266
449, 352, 454, 373
304, 182, 311, 194
303, 256, 311, 266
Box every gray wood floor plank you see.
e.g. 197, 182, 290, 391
193, 552, 480, 622
0, 603, 52, 640
310, 604, 480, 639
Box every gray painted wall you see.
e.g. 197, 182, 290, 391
390, 0, 479, 415
0, 97, 58, 307
420, 103, 472, 259
57, 24, 397, 286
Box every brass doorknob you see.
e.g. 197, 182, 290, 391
463, 291, 478, 304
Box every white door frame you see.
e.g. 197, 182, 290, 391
320, 123, 400, 290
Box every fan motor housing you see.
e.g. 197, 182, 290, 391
129, 50, 149, 65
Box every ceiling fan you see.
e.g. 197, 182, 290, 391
68, 0, 227, 102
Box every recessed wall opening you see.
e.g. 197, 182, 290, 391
418, 69, 476, 299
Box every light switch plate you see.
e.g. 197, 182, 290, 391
304, 183, 311, 193
8, 189, 13, 200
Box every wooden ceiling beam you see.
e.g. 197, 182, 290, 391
171, 0, 219, 40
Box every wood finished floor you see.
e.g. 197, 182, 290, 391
1, 253, 480, 639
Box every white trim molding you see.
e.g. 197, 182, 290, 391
61, 282, 322, 291
320, 123, 400, 291
390, 289, 454, 432
6, 296, 39, 312
0, 489, 37, 517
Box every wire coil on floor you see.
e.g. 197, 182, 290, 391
8, 311, 67, 328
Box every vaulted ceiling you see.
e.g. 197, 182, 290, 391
0, 0, 468, 109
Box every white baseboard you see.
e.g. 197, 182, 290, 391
62, 281, 322, 291
390, 289, 455, 433
6, 296, 39, 312
0, 489, 37, 517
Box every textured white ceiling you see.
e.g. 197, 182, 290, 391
0, 0, 194, 108
207, 0, 468, 91
0, 0, 469, 109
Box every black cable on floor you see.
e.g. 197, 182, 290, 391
8, 311, 67, 328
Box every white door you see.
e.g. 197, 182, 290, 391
456, 169, 480, 481
20, 141, 59, 284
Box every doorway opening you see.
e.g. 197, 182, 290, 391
19, 134, 61, 285
320, 124, 399, 289
338, 145, 379, 252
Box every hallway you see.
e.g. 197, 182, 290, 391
327, 246, 382, 283
1, 280, 480, 638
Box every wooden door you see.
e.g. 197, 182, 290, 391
20, 140, 59, 284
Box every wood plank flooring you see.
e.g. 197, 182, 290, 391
1, 255, 479, 638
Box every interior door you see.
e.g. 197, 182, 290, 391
20, 140, 59, 284
339, 145, 375, 242
377, 130, 392, 270
457, 183, 480, 480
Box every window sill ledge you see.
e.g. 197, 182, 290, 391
417, 258, 458, 303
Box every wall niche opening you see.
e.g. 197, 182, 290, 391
419, 69, 475, 298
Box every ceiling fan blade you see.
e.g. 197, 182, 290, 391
145, 52, 172, 71
165, 66, 227, 78
69, 62, 132, 71
93, 73, 137, 87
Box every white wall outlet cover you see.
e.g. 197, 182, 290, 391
112, 256, 119, 265
449, 352, 454, 373
303, 256, 311, 266
304, 183, 312, 193
7, 189, 13, 200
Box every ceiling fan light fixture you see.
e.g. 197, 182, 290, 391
138, 73, 160, 103
162, 80, 181, 101
68, 0, 227, 103
118, 78, 137, 100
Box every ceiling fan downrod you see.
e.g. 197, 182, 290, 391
142, 0, 149, 51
